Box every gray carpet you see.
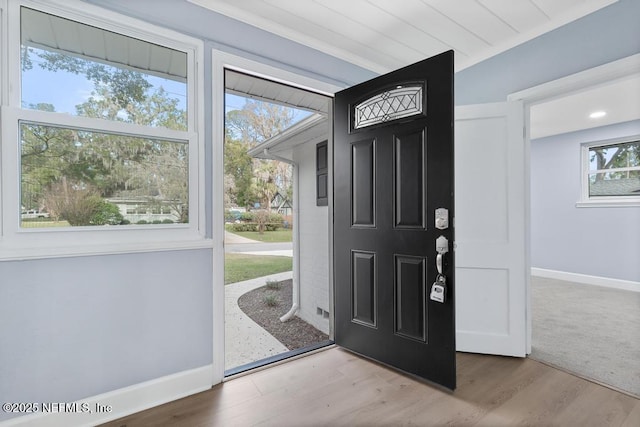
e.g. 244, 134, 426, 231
530, 276, 640, 397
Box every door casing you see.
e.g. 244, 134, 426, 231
508, 52, 640, 353
211, 49, 340, 384
209, 47, 632, 385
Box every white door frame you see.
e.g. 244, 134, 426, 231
211, 49, 341, 385
211, 51, 640, 383
508, 53, 640, 353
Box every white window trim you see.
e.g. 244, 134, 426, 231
0, 0, 210, 260
577, 134, 640, 208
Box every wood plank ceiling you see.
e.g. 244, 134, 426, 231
188, 0, 617, 73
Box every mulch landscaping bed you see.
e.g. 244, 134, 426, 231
237, 279, 329, 350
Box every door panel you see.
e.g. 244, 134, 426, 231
455, 101, 527, 357
352, 250, 377, 327
351, 140, 376, 227
394, 130, 426, 229
334, 51, 455, 390
395, 255, 427, 342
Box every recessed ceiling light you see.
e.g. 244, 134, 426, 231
589, 111, 607, 119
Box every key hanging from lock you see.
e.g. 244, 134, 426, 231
430, 274, 447, 303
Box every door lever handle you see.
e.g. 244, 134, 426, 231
435, 235, 448, 276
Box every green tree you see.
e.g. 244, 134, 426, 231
590, 141, 640, 182
226, 100, 294, 146
23, 47, 152, 111
224, 99, 295, 209
252, 160, 278, 211
20, 115, 73, 210
224, 135, 254, 208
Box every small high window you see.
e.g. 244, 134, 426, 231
580, 136, 640, 206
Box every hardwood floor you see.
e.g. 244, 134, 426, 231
102, 347, 640, 427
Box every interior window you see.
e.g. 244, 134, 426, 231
587, 139, 640, 198
16, 7, 192, 229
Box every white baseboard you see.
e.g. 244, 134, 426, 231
531, 268, 640, 292
1, 365, 213, 427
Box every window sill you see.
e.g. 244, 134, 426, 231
576, 199, 640, 208
0, 236, 214, 261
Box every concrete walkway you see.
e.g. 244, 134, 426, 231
225, 230, 260, 244
225, 231, 293, 257
225, 271, 292, 370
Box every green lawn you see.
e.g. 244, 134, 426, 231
225, 253, 292, 285
227, 228, 292, 243
20, 220, 70, 228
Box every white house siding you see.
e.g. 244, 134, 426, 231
294, 141, 330, 334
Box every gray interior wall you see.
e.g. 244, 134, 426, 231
0, 250, 213, 421
530, 120, 640, 283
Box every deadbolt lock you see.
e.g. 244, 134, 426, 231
435, 208, 449, 230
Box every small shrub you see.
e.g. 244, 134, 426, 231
90, 200, 124, 225
136, 220, 148, 225
121, 219, 131, 225
41, 181, 100, 226
268, 212, 284, 225
231, 222, 258, 232
152, 220, 162, 224
263, 294, 279, 307
161, 219, 174, 224
264, 222, 281, 231
229, 221, 285, 232
266, 280, 280, 290
240, 211, 256, 222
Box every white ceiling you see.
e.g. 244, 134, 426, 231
204, 0, 638, 138
530, 74, 640, 139
189, 0, 617, 74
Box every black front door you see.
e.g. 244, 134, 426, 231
334, 51, 455, 390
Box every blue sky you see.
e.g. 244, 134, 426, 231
22, 50, 187, 115
22, 48, 310, 131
